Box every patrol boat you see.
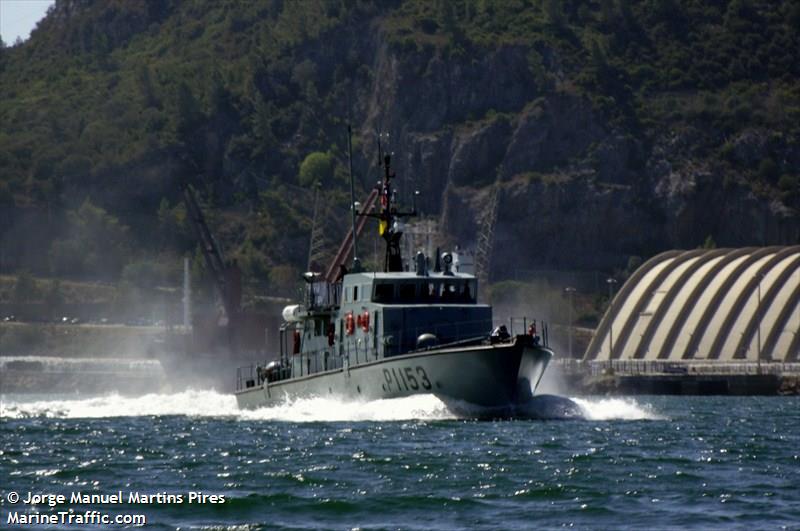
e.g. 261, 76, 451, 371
235, 152, 553, 415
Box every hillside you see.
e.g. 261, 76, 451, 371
1, 0, 798, 299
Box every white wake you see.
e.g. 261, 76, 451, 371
571, 397, 663, 421
0, 389, 457, 422
0, 390, 661, 421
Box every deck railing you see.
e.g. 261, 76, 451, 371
554, 359, 800, 376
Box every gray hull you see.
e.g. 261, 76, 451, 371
235, 337, 552, 415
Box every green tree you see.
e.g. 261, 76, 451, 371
298, 151, 333, 187
0, 36, 6, 72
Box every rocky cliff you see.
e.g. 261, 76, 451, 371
360, 33, 799, 277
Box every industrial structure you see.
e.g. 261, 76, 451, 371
567, 246, 800, 394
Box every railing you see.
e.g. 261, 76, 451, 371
554, 359, 800, 377
235, 315, 550, 391
236, 365, 254, 391
506, 317, 549, 347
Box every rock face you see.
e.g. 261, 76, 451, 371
357, 41, 799, 275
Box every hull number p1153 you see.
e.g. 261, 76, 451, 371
382, 366, 432, 392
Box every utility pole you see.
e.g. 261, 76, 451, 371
564, 286, 576, 358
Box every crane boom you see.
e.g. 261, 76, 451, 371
181, 182, 240, 322
324, 188, 379, 283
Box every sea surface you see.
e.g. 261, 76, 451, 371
1, 390, 798, 530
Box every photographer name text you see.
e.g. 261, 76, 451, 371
6, 490, 225, 506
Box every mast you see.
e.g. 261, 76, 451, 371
347, 125, 361, 272
371, 150, 416, 272
380, 154, 400, 272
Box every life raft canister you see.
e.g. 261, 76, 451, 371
360, 311, 370, 332
345, 312, 355, 335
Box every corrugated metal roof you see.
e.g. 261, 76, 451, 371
585, 247, 800, 362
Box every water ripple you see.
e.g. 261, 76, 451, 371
1, 395, 799, 529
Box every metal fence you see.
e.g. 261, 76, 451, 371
555, 358, 800, 376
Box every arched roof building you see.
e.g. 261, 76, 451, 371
584, 246, 800, 363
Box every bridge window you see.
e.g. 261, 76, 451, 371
420, 282, 436, 301
398, 282, 417, 302
372, 279, 477, 304
460, 280, 477, 303
441, 282, 457, 301
374, 282, 394, 303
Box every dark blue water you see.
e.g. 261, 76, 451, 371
1, 392, 798, 530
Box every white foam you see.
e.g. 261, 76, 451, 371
571, 397, 663, 421
0, 390, 457, 422
1, 390, 662, 422
240, 393, 457, 422
0, 389, 235, 419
